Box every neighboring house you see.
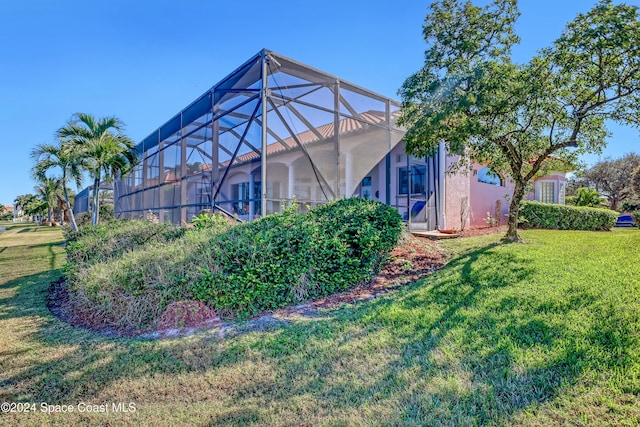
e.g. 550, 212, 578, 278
12, 203, 23, 222
529, 172, 567, 205
113, 49, 566, 230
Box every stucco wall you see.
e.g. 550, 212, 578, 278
531, 173, 567, 204
443, 156, 471, 230
468, 167, 513, 228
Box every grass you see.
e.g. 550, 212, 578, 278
1, 221, 639, 426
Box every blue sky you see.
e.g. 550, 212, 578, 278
1, 0, 638, 207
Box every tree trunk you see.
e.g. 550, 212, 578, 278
503, 181, 526, 243
63, 181, 78, 232
92, 176, 100, 226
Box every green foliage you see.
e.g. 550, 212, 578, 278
399, 0, 640, 241
624, 202, 640, 212
30, 140, 84, 231
520, 200, 617, 231
65, 219, 185, 268
191, 198, 403, 318
631, 211, 640, 227
5, 225, 640, 425
14, 193, 47, 217
573, 187, 604, 207
77, 203, 115, 227
70, 228, 223, 328
66, 198, 401, 329
190, 212, 232, 231
634, 165, 640, 197
57, 113, 138, 226
583, 154, 640, 210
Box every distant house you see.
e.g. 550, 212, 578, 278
111, 49, 567, 230
11, 203, 22, 222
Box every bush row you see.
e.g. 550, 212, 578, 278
519, 200, 618, 231
65, 198, 403, 330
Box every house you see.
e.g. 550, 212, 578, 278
113, 49, 566, 230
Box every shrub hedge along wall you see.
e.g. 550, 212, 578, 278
519, 200, 618, 231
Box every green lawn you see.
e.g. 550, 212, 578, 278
1, 222, 639, 426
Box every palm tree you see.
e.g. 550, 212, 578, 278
56, 113, 137, 226
31, 142, 83, 231
13, 193, 45, 221
34, 177, 62, 223
55, 187, 75, 224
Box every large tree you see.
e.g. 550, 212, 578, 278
31, 142, 83, 231
583, 153, 640, 210
633, 166, 640, 199
56, 113, 137, 226
398, 0, 640, 241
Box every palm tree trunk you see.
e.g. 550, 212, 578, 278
63, 178, 78, 232
92, 176, 100, 226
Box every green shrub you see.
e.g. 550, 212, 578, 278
66, 198, 402, 329
190, 212, 233, 230
64, 219, 187, 291
70, 228, 225, 329
65, 219, 186, 266
631, 211, 640, 227
572, 187, 605, 207
190, 198, 403, 318
519, 201, 617, 231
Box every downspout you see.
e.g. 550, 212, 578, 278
437, 141, 446, 230
260, 51, 268, 217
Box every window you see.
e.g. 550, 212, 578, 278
539, 181, 555, 203
558, 182, 565, 205
399, 165, 426, 195
231, 181, 260, 215
477, 167, 503, 186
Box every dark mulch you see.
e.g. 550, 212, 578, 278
457, 225, 507, 238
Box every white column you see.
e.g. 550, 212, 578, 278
249, 172, 255, 221
344, 152, 353, 197
288, 163, 295, 200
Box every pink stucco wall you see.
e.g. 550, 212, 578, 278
529, 173, 567, 204
468, 167, 513, 228
443, 159, 514, 230
444, 156, 471, 230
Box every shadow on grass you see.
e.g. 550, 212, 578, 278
17, 227, 38, 233
0, 242, 637, 425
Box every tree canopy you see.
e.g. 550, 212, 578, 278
583, 153, 640, 210
398, 0, 640, 241
31, 141, 84, 231
56, 113, 137, 226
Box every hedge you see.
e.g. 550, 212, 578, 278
519, 200, 617, 231
190, 198, 403, 318
65, 198, 403, 329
